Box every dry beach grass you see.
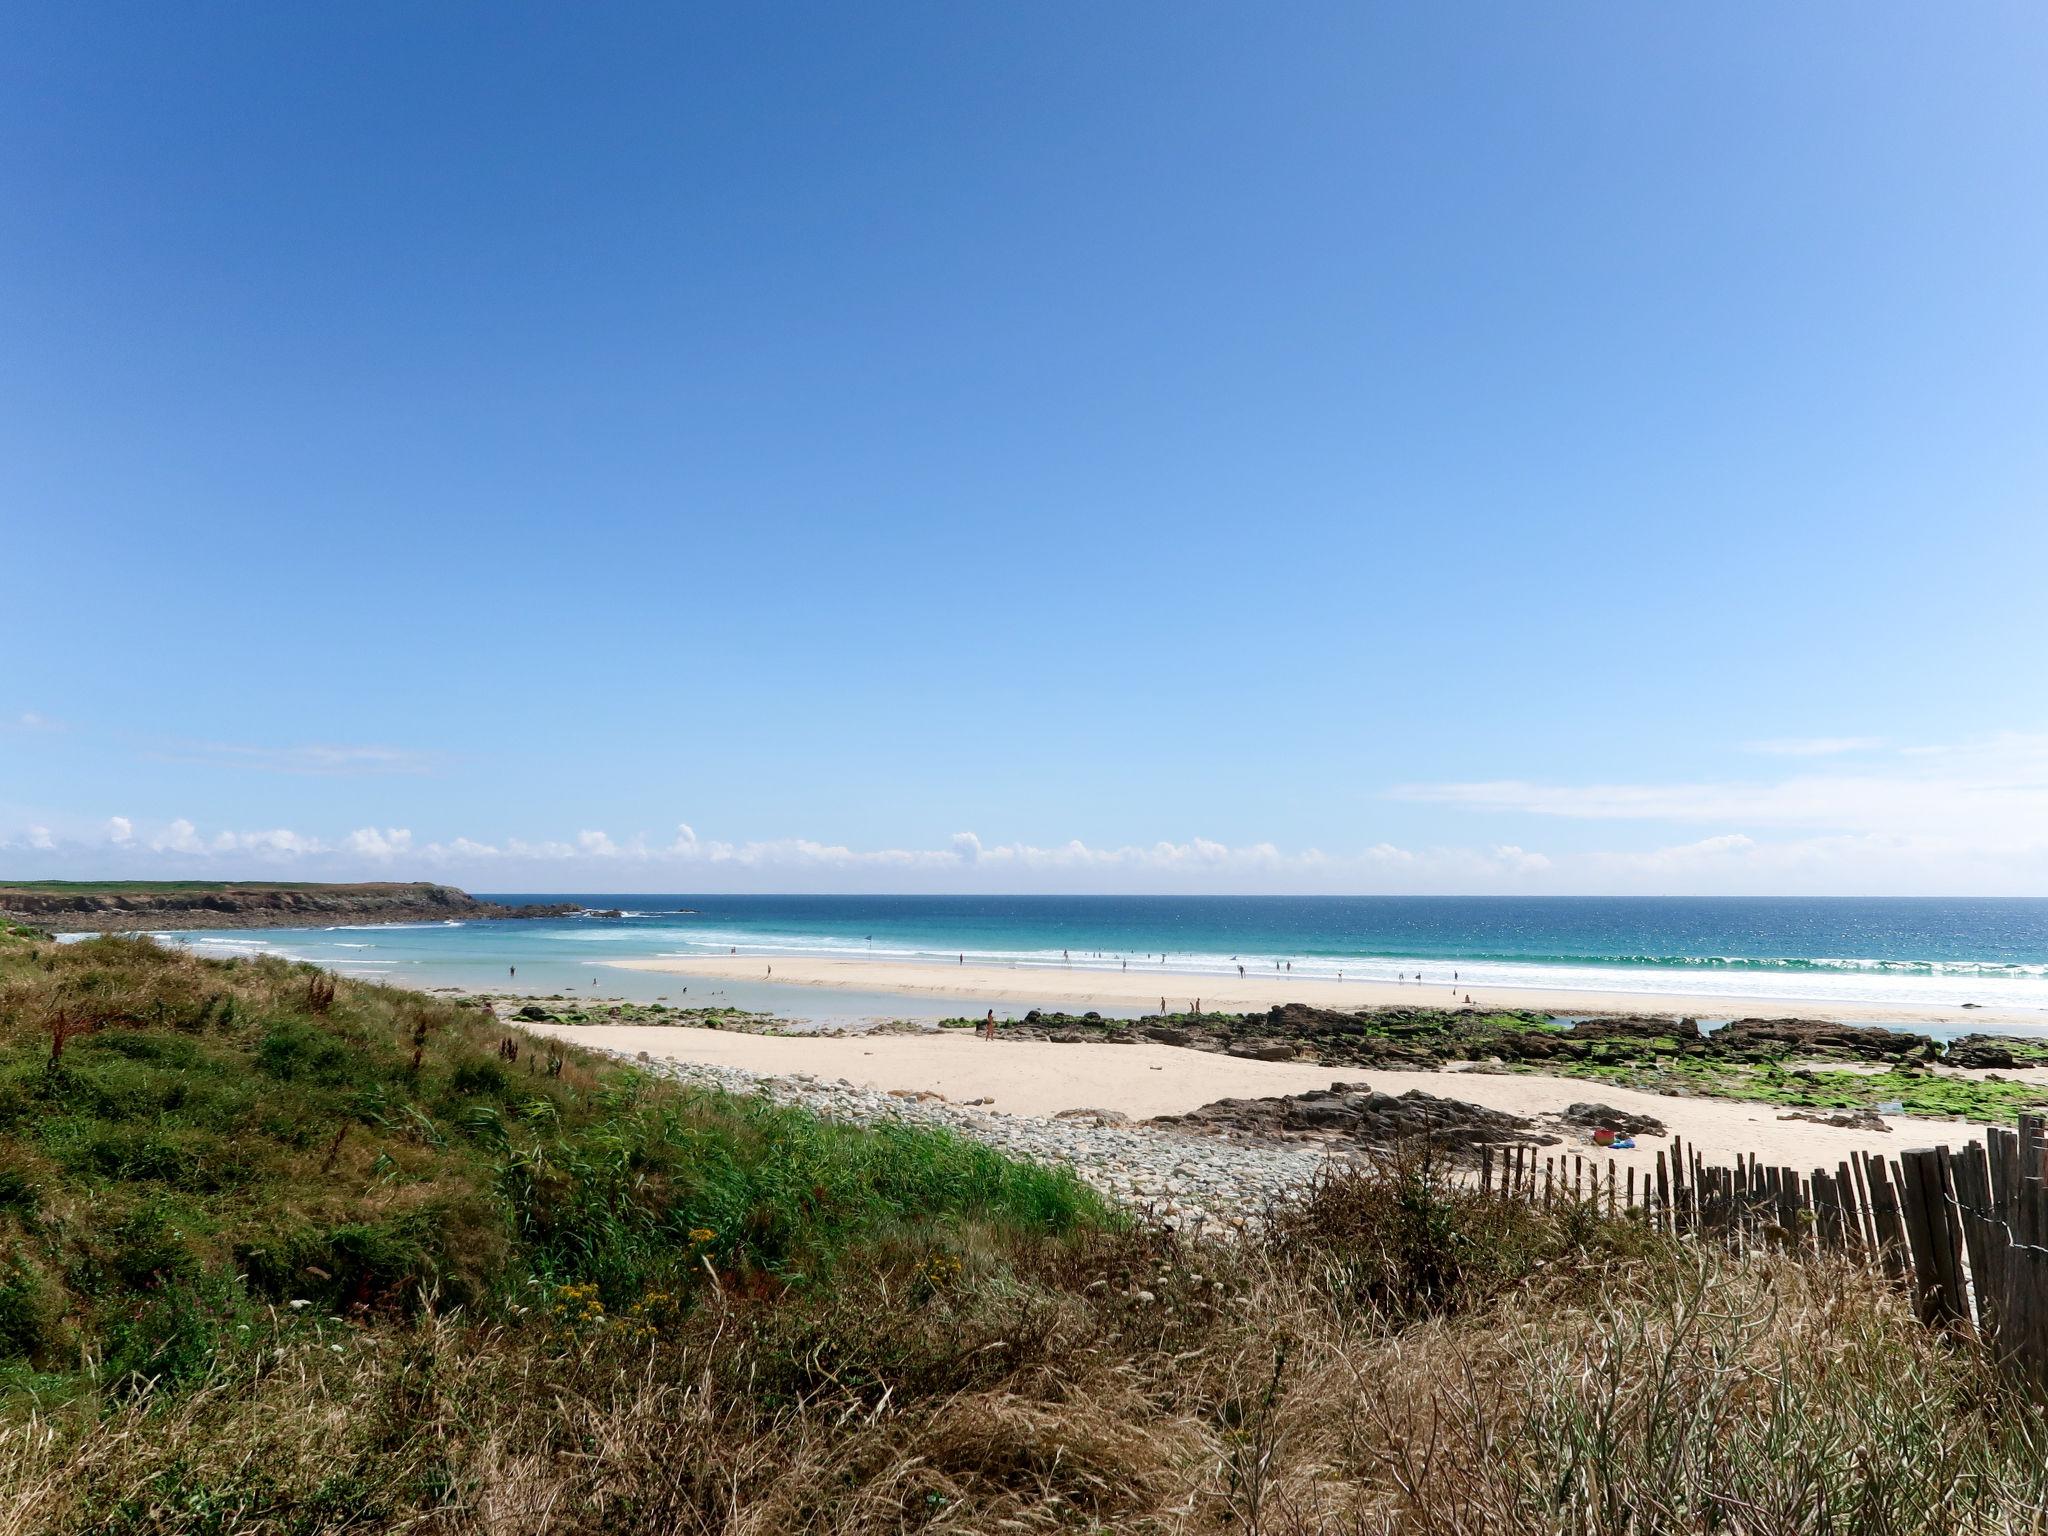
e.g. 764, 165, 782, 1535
9, 1203, 2048, 1533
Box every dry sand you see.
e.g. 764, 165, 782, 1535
530, 1020, 1992, 1181
610, 953, 2039, 1029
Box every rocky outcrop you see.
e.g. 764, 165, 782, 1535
1225, 1040, 1300, 1062
994, 1003, 2019, 1075
1560, 1101, 1668, 1138
1940, 1035, 2045, 1070
1152, 1080, 1557, 1154
0, 883, 580, 933
1568, 1016, 1703, 1046
1708, 1018, 1938, 1064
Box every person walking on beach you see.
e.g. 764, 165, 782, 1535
1238, 964, 1245, 977
983, 1009, 997, 1041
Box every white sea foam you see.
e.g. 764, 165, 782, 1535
324, 922, 458, 933
645, 930, 2048, 1014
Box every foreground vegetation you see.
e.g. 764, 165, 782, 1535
0, 931, 1107, 1402
4, 931, 2048, 1531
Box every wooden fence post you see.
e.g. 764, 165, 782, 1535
1863, 1152, 1908, 1282
1899, 1148, 1966, 1329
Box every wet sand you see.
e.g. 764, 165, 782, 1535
609, 954, 2041, 1030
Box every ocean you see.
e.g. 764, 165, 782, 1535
145, 894, 2048, 1026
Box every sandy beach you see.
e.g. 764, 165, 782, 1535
609, 953, 2044, 1030
529, 1020, 1999, 1182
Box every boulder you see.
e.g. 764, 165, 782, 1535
1226, 1041, 1298, 1062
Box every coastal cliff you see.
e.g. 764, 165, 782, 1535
0, 881, 578, 933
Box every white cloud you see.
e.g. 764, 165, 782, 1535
18, 728, 2048, 895
1584, 832, 1758, 875
151, 818, 207, 854
12, 817, 1562, 889
344, 827, 413, 859
211, 828, 326, 856
1391, 733, 2048, 843
12, 712, 63, 733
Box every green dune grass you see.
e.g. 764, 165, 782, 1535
0, 930, 1111, 1402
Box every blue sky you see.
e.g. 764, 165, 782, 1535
4, 3, 2046, 894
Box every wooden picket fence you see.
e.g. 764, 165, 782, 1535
1475, 1113, 2048, 1390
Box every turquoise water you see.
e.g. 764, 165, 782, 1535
142, 895, 2048, 1025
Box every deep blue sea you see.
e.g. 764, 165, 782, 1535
139, 895, 2048, 1026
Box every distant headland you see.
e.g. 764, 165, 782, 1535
0, 880, 578, 933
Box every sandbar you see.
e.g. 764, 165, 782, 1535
608, 954, 2041, 1030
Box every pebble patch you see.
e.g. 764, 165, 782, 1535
605, 1047, 1337, 1231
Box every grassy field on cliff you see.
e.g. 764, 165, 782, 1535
0, 882, 393, 896
3, 931, 2048, 1532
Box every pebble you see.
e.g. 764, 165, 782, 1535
607, 1049, 1338, 1230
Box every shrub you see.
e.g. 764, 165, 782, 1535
1266, 1148, 1654, 1323
255, 1021, 354, 1085
96, 1274, 241, 1393
0, 1255, 59, 1363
